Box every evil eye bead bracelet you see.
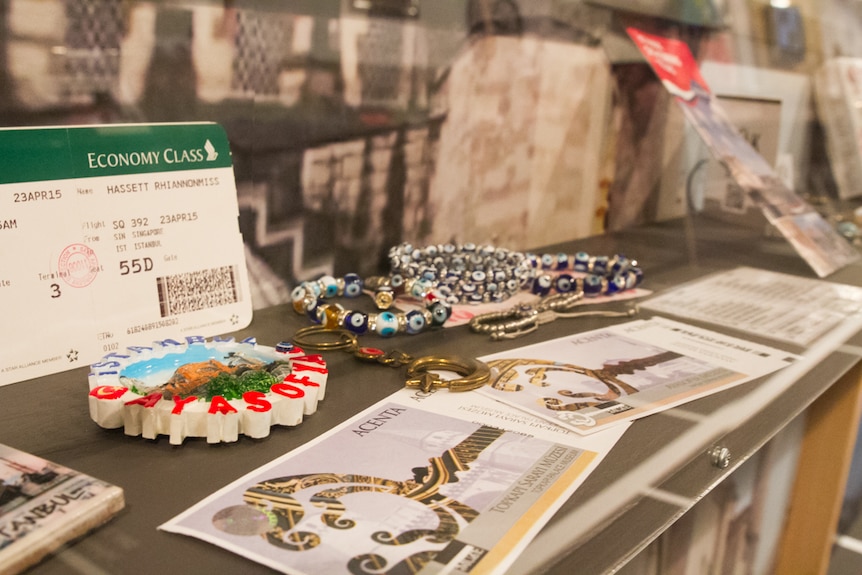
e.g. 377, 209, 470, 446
290, 273, 452, 337
387, 243, 536, 304
526, 252, 643, 296
387, 242, 643, 302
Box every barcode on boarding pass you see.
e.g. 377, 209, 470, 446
157, 265, 241, 317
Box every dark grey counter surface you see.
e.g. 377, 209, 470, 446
4, 215, 862, 574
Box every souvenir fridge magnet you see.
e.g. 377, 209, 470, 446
87, 336, 327, 445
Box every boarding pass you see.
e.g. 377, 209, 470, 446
0, 123, 252, 386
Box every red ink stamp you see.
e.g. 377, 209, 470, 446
58, 243, 99, 287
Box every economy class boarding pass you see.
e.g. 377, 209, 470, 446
0, 123, 252, 386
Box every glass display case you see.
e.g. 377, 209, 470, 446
3, 1, 862, 574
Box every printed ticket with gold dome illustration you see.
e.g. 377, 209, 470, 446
161, 385, 629, 575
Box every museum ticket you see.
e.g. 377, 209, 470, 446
160, 392, 615, 575
477, 316, 799, 435
0, 123, 252, 386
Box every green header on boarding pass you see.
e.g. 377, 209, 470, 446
0, 123, 233, 184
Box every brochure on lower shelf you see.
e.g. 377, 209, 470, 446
0, 443, 125, 575
476, 316, 800, 435
639, 266, 862, 347
160, 388, 628, 575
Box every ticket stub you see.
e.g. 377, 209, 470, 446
0, 123, 252, 386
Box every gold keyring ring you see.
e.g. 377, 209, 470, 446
293, 325, 358, 351
405, 355, 491, 392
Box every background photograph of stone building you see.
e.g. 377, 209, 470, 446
3, 0, 841, 310
0, 0, 619, 308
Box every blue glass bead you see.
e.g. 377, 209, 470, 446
555, 273, 575, 293
319, 275, 339, 298
426, 245, 438, 257
443, 272, 460, 285
607, 275, 627, 294
461, 283, 476, 294
526, 254, 539, 268
304, 298, 321, 321
405, 310, 427, 334
451, 256, 465, 271
506, 278, 519, 291
583, 274, 603, 297
468, 292, 485, 303
290, 285, 307, 303
435, 285, 453, 299
471, 270, 486, 283
556, 253, 569, 269
375, 311, 399, 337
429, 301, 452, 326
494, 270, 507, 282
574, 252, 590, 271
540, 253, 554, 269
610, 255, 629, 275
531, 274, 552, 296
463, 242, 476, 252
275, 342, 296, 353
343, 273, 363, 297
443, 243, 456, 254
592, 256, 609, 275
343, 311, 369, 334
411, 278, 433, 297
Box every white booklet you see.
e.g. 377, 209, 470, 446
160, 386, 628, 575
640, 266, 862, 347
477, 316, 799, 435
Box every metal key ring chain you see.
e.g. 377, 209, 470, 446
404, 355, 491, 393
469, 291, 638, 340
293, 326, 358, 351
292, 325, 491, 391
